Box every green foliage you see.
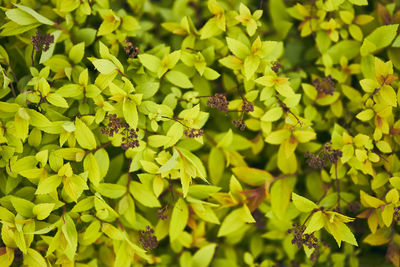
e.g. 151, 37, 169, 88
1, 0, 400, 266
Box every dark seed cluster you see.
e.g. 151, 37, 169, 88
233, 119, 246, 131
288, 223, 319, 249
31, 30, 54, 52
304, 151, 326, 169
288, 223, 319, 261
101, 114, 122, 137
207, 93, 229, 112
271, 61, 281, 73
157, 205, 169, 220
139, 226, 158, 250
101, 114, 139, 150
305, 142, 342, 169
312, 75, 336, 96
348, 201, 361, 214
241, 99, 254, 113
123, 40, 140, 58
184, 128, 204, 138
394, 207, 400, 222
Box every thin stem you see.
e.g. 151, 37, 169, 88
204, 132, 218, 146
276, 96, 303, 126
117, 218, 125, 232
301, 208, 319, 227
161, 116, 190, 129
316, 186, 329, 205
62, 205, 66, 224
1, 69, 16, 98
168, 175, 175, 203
274, 173, 297, 181
31, 49, 35, 66
335, 163, 341, 212
117, 69, 127, 77
126, 158, 132, 194
364, 77, 387, 106
54, 23, 73, 41
85, 141, 111, 155
76, 114, 95, 118
185, 47, 200, 52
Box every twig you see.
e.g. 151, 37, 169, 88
85, 141, 111, 155
275, 96, 303, 126
335, 163, 341, 212
1, 69, 16, 98
54, 23, 73, 41
259, 0, 264, 9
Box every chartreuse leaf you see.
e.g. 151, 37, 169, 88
0, 247, 14, 266
71, 197, 94, 213
360, 190, 385, 208
96, 183, 126, 199
47, 93, 68, 108
232, 166, 273, 186
129, 181, 161, 208
176, 147, 208, 183
102, 223, 124, 240
244, 55, 260, 80
0, 102, 19, 113
188, 185, 221, 199
36, 175, 62, 194
165, 122, 184, 148
23, 248, 47, 266
26, 109, 52, 129
5, 8, 37, 25
271, 179, 291, 220
69, 42, 85, 64
363, 228, 391, 246
292, 192, 318, 213
265, 129, 291, 144
169, 198, 189, 241
33, 203, 55, 220
0, 206, 15, 223
84, 153, 101, 186
349, 0, 368, 5
192, 244, 217, 267
390, 177, 400, 189
217, 129, 233, 148
382, 204, 394, 227
386, 188, 399, 203
63, 174, 88, 202
208, 147, 225, 184
304, 211, 325, 234
261, 107, 283, 122
55, 148, 85, 162
360, 24, 398, 56
10, 197, 34, 218
324, 217, 358, 247
138, 54, 161, 73
165, 70, 193, 88
218, 205, 255, 237
226, 37, 250, 59
62, 213, 78, 260
14, 4, 54, 25
123, 98, 138, 129
158, 150, 179, 174
75, 118, 97, 150
14, 230, 27, 254
191, 203, 220, 224
39, 30, 62, 64
92, 59, 117, 74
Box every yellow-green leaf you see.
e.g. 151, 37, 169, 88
169, 198, 188, 241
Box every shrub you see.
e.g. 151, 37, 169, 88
0, 0, 400, 266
